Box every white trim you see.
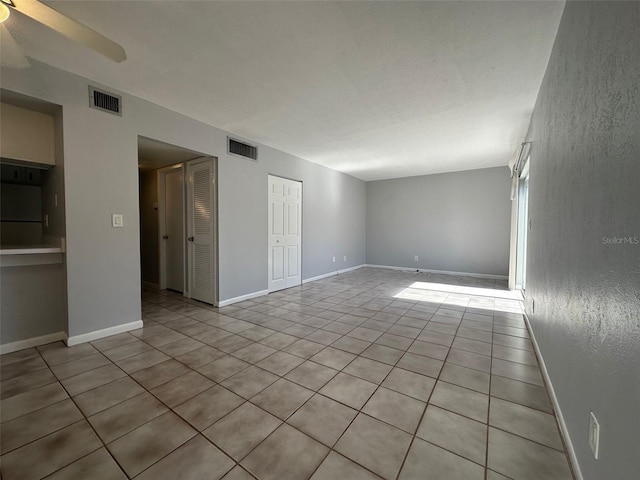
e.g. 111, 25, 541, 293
66, 320, 143, 347
0, 331, 67, 354
303, 271, 337, 284
216, 290, 269, 308
523, 313, 584, 480
338, 265, 364, 275
364, 264, 508, 280
302, 265, 365, 284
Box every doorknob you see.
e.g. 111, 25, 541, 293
162, 235, 168, 239
187, 236, 195, 242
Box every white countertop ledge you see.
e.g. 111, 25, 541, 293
0, 247, 64, 255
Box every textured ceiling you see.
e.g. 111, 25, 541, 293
5, 1, 565, 180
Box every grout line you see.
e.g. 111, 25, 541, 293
4, 270, 545, 480
485, 311, 495, 480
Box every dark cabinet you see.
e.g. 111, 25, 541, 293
1, 164, 43, 186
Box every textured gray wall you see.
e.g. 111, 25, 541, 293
366, 167, 511, 276
1, 61, 366, 339
139, 169, 159, 286
524, 2, 640, 479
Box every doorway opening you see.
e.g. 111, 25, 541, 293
138, 136, 217, 305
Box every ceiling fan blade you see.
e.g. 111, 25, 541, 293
11, 0, 126, 62
0, 23, 31, 68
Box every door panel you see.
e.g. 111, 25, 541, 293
287, 203, 299, 235
165, 169, 184, 292
187, 159, 215, 304
287, 245, 299, 277
272, 202, 284, 235
268, 175, 302, 292
272, 246, 285, 281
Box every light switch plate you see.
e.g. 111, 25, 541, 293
112, 214, 124, 228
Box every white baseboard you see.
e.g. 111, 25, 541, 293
523, 313, 584, 480
338, 264, 365, 275
66, 320, 144, 347
302, 264, 365, 284
0, 331, 67, 354
216, 289, 269, 308
218, 266, 367, 305
364, 264, 508, 280
303, 271, 337, 284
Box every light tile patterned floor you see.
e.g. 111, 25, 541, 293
0, 268, 575, 480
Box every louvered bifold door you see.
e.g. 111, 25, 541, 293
187, 159, 215, 304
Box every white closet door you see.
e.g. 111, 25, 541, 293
165, 168, 184, 292
268, 175, 302, 292
187, 158, 215, 304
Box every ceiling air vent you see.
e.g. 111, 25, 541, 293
228, 137, 258, 161
88, 86, 122, 116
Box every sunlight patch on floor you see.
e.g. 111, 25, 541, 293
394, 282, 523, 314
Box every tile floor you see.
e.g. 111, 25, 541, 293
0, 268, 575, 480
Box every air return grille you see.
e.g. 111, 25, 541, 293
228, 137, 258, 160
89, 86, 122, 116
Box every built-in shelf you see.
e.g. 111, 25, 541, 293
0, 246, 63, 255
0, 238, 65, 266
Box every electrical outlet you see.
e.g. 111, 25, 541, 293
589, 412, 600, 459
343, 256, 347, 262
332, 256, 335, 263
414, 256, 419, 261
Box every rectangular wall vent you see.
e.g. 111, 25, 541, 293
228, 137, 258, 160
89, 86, 122, 116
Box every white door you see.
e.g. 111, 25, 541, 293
165, 168, 184, 292
187, 158, 215, 304
268, 175, 302, 292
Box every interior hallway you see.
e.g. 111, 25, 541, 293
0, 268, 573, 479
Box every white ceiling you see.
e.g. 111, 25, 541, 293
5, 1, 565, 181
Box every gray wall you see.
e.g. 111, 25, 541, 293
0, 60, 366, 339
524, 2, 640, 479
1, 263, 67, 343
366, 167, 511, 276
139, 169, 159, 286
